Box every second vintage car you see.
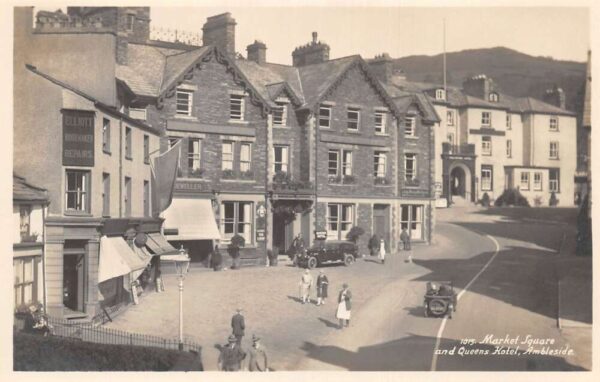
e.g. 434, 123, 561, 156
297, 240, 359, 269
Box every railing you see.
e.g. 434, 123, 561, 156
150, 26, 202, 46
44, 316, 201, 353
442, 143, 476, 155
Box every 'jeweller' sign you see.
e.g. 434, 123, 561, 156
62, 110, 95, 166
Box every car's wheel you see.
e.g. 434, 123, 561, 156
307, 257, 318, 269
428, 298, 448, 317
343, 254, 354, 266
448, 303, 454, 319
424, 301, 429, 317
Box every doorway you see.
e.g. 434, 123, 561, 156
373, 204, 390, 251
451, 166, 466, 196
63, 254, 85, 312
273, 212, 294, 254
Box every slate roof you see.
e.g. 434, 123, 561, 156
296, 55, 358, 108
235, 59, 300, 107
13, 174, 49, 203
386, 76, 575, 116
161, 47, 212, 94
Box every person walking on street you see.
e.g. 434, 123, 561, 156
316, 270, 329, 306
400, 228, 411, 251
291, 233, 305, 266
378, 238, 386, 264
336, 283, 352, 329
231, 308, 245, 345
218, 334, 246, 371
248, 334, 269, 371
299, 269, 313, 304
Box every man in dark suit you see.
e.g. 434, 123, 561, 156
231, 308, 245, 345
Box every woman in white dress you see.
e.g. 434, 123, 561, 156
378, 239, 386, 264
336, 283, 352, 328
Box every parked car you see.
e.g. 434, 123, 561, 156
297, 240, 358, 269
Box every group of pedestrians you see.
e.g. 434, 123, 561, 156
368, 228, 412, 265
218, 308, 269, 372
297, 269, 352, 329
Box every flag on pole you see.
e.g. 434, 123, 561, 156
151, 140, 181, 217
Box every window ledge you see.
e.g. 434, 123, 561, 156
103, 150, 112, 156
174, 115, 197, 121
179, 177, 210, 182
375, 184, 394, 187
346, 129, 360, 133
125, 156, 133, 161
222, 179, 256, 183
375, 132, 390, 137
405, 135, 419, 140
229, 119, 249, 125
319, 126, 332, 129
549, 158, 560, 160
64, 211, 93, 217
273, 125, 289, 129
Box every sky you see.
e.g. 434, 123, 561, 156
147, 6, 589, 64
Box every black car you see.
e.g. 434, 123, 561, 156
298, 240, 359, 268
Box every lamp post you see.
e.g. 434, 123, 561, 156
173, 245, 190, 351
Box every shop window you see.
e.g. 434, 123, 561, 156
534, 172, 543, 191
65, 170, 90, 213
401, 205, 424, 241
549, 169, 560, 192
481, 166, 493, 191
273, 145, 289, 173
14, 257, 37, 309
520, 172, 530, 191
221, 201, 253, 244
327, 203, 354, 240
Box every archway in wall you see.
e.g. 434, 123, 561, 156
448, 163, 473, 202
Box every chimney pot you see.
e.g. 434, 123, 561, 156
312, 31, 318, 44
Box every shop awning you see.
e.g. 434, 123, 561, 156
162, 198, 221, 241
98, 237, 150, 283
146, 232, 179, 256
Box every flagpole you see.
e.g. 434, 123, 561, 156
443, 18, 447, 97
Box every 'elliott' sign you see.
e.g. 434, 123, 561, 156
63, 110, 95, 166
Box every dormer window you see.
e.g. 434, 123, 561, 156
435, 89, 446, 100
273, 100, 288, 127
489, 92, 499, 102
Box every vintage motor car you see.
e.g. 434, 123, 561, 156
297, 240, 358, 269
424, 281, 457, 319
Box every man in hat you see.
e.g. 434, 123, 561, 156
218, 334, 246, 371
231, 308, 245, 345
248, 334, 269, 372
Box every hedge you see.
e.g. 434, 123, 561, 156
14, 332, 203, 371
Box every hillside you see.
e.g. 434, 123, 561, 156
394, 47, 586, 111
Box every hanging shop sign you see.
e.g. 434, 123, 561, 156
62, 109, 95, 166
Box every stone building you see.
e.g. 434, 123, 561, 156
14, 7, 177, 320
15, 6, 440, 277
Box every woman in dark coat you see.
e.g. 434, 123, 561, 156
210, 244, 222, 271
316, 270, 329, 306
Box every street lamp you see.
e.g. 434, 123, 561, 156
170, 246, 190, 350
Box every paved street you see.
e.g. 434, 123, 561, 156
105, 206, 590, 371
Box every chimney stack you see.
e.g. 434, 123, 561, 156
202, 13, 236, 56
462, 74, 497, 100
369, 53, 394, 82
292, 31, 330, 67
543, 85, 566, 109
247, 40, 267, 64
